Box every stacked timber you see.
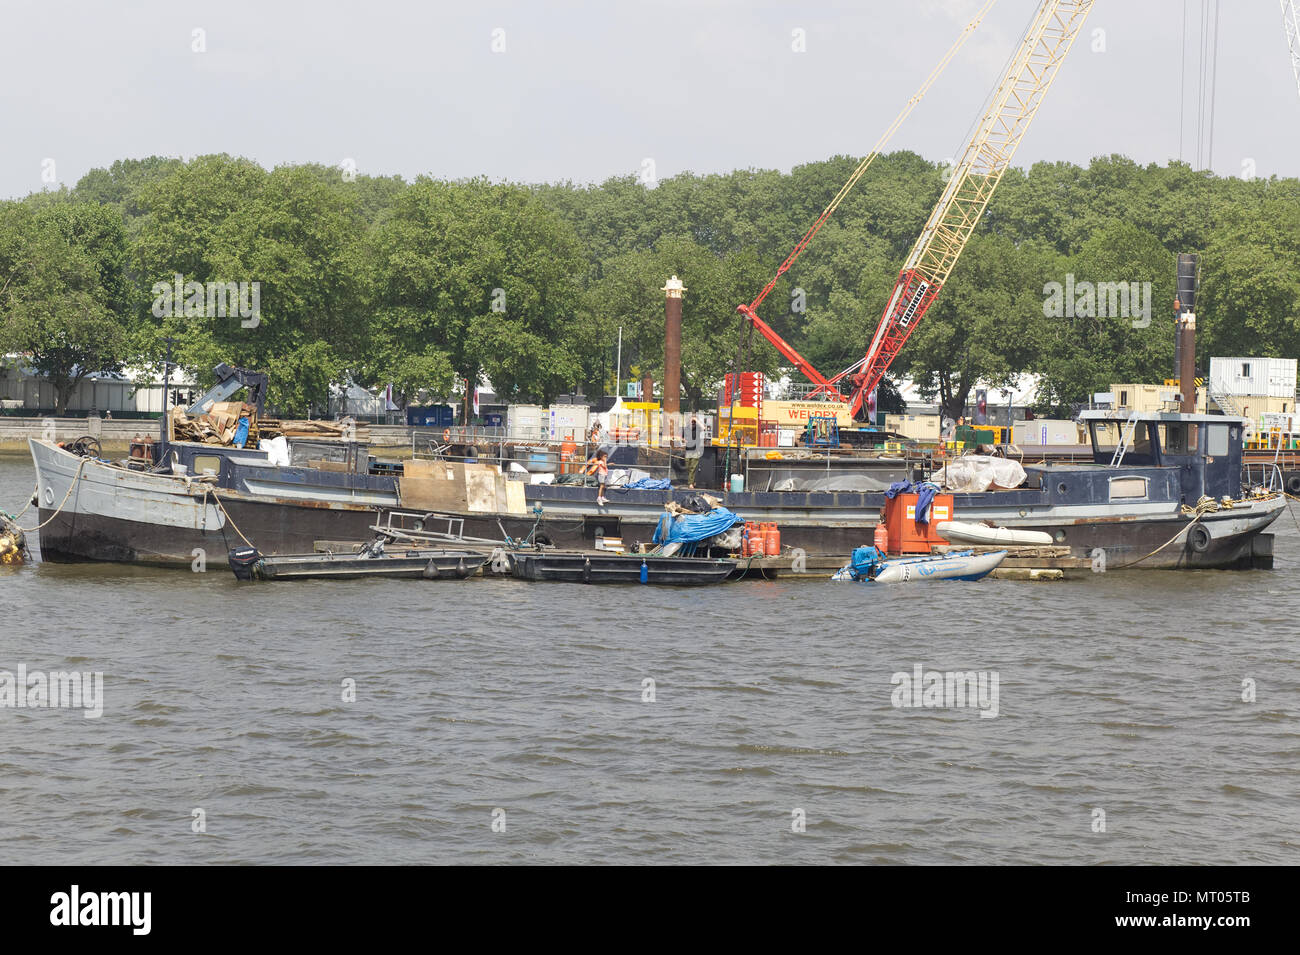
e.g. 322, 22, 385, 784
170, 402, 259, 445
170, 407, 367, 446
260, 418, 370, 442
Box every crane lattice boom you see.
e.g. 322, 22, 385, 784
841, 0, 1094, 414
1283, 0, 1300, 103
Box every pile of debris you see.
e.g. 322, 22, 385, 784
170, 406, 367, 447
169, 402, 259, 446
260, 417, 370, 442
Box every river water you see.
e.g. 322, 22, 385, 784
0, 451, 1296, 864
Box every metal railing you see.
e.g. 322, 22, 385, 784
1242, 462, 1283, 494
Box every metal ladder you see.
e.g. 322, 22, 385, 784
1109, 411, 1140, 468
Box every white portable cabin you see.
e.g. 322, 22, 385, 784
1209, 357, 1297, 398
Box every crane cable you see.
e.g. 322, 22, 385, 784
742, 0, 999, 317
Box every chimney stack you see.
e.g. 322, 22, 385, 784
662, 275, 686, 415
1175, 253, 1199, 413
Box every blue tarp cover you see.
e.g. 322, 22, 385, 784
850, 545, 882, 580
885, 481, 939, 523
652, 507, 744, 545
623, 478, 672, 490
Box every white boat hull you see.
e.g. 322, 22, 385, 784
936, 521, 1054, 546
832, 549, 1008, 583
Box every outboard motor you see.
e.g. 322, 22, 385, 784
227, 546, 262, 581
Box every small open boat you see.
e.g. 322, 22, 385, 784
936, 521, 1053, 547
832, 546, 1006, 583
508, 551, 736, 585
228, 541, 489, 582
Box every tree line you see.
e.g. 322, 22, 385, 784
0, 151, 1296, 418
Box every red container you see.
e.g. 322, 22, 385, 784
764, 523, 780, 556
883, 493, 953, 554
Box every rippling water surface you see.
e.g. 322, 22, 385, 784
1, 452, 1297, 864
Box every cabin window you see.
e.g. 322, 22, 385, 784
1241, 362, 1251, 377
1205, 424, 1229, 457
1119, 389, 1129, 406
193, 455, 222, 477
1160, 423, 1189, 454
1110, 476, 1148, 500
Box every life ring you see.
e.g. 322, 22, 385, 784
442, 428, 451, 443
1286, 473, 1300, 495
1188, 524, 1212, 553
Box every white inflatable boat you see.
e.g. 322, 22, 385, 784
935, 521, 1053, 547
832, 548, 1008, 583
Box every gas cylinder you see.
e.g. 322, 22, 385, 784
764, 523, 780, 556
748, 522, 765, 557
874, 521, 888, 553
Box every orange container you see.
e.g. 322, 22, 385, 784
874, 522, 888, 552
764, 523, 780, 556
883, 493, 953, 554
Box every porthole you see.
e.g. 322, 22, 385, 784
1053, 529, 1066, 543
1057, 482, 1068, 495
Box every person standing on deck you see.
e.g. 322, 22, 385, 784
686, 413, 701, 488
584, 449, 610, 506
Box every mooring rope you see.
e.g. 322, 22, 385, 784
11, 458, 88, 533
200, 485, 255, 549
2, 482, 39, 523
1110, 495, 1221, 570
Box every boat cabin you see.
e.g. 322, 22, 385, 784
1078, 410, 1246, 502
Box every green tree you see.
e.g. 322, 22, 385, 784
361, 178, 586, 405
0, 199, 133, 414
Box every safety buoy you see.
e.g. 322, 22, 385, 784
1188, 524, 1212, 553
442, 428, 451, 443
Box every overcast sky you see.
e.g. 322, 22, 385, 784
2, 0, 1296, 200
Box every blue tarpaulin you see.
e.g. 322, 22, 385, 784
622, 478, 672, 490
885, 480, 939, 523
850, 545, 883, 580
652, 507, 744, 545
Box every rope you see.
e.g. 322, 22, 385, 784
11, 458, 87, 532
200, 485, 255, 548
1110, 495, 1220, 569
1, 482, 39, 523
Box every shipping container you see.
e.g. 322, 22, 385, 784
547, 404, 589, 441
507, 404, 547, 442
406, 405, 454, 428
1012, 419, 1087, 445
1110, 383, 1206, 414
883, 414, 941, 441
1209, 357, 1298, 398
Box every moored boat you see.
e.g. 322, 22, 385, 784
832, 546, 1007, 583
507, 551, 736, 585
227, 543, 488, 581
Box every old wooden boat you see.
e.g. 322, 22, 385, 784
507, 551, 736, 585
227, 543, 488, 582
